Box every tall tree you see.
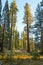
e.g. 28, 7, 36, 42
2, 0, 10, 51
34, 4, 41, 51
23, 3, 33, 52
10, 0, 18, 50
35, 0, 43, 53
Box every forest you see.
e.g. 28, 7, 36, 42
0, 0, 43, 65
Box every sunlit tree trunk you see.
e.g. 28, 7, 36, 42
27, 22, 30, 52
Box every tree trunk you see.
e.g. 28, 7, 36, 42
9, 14, 13, 50
1, 24, 5, 52
27, 23, 30, 52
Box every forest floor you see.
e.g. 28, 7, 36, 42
0, 59, 43, 65
0, 50, 43, 59
0, 51, 43, 65
0, 53, 43, 59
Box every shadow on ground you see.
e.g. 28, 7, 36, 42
0, 59, 43, 65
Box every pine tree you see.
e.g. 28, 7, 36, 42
10, 0, 18, 50
3, 0, 10, 32
34, 4, 41, 50
23, 3, 33, 52
35, 0, 43, 53
2, 0, 10, 50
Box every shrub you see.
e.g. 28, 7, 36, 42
31, 52, 40, 60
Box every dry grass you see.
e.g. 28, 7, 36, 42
0, 54, 43, 60
0, 52, 43, 60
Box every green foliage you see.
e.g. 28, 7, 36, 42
30, 38, 35, 52
31, 52, 40, 60
3, 0, 10, 32
10, 0, 18, 26
14, 29, 19, 49
35, 1, 43, 52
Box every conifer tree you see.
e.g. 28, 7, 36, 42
10, 0, 18, 50
35, 0, 43, 52
3, 0, 10, 32
23, 3, 33, 52
2, 0, 10, 50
